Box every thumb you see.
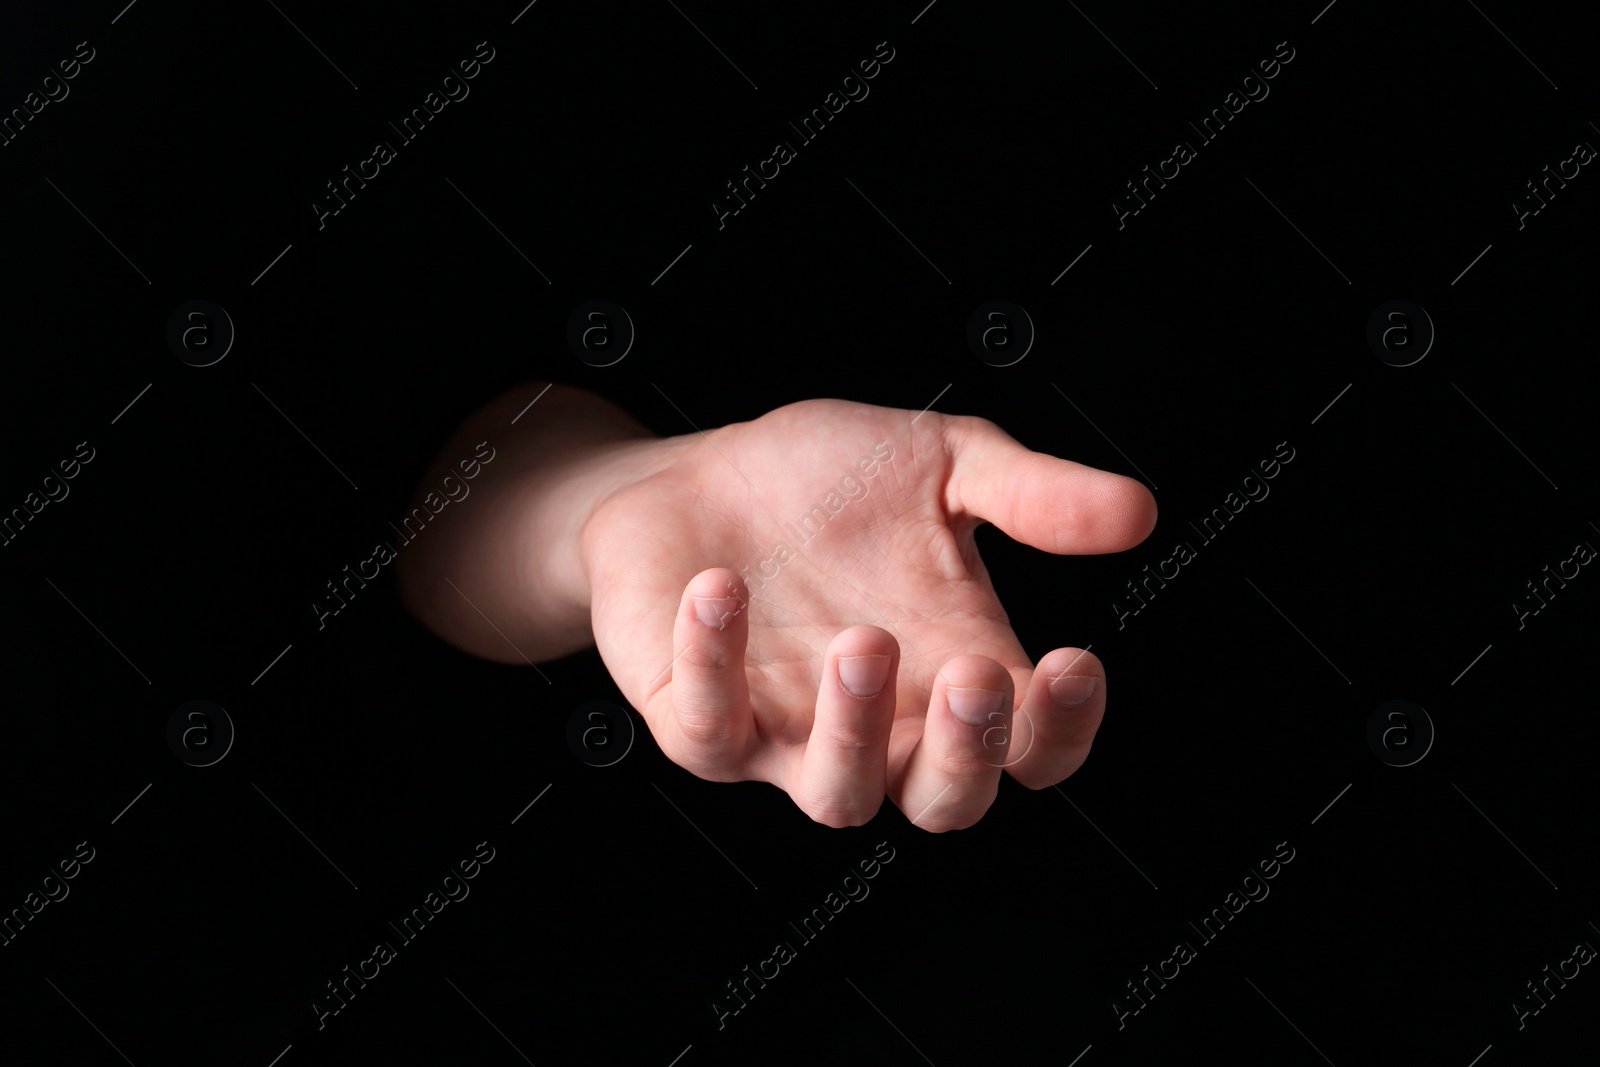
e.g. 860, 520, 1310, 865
942, 414, 1158, 555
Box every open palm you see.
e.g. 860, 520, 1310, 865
579, 398, 1157, 831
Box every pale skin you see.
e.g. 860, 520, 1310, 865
397, 381, 1158, 832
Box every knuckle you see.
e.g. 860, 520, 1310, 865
1010, 766, 1056, 791
907, 780, 996, 832
1008, 743, 1092, 791
809, 808, 864, 829
957, 413, 1002, 440
679, 639, 737, 675
800, 789, 880, 829
663, 736, 745, 782
912, 808, 983, 833
938, 750, 1001, 782
674, 705, 734, 746
822, 712, 890, 751
684, 758, 747, 784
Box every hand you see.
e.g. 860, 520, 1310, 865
579, 398, 1157, 831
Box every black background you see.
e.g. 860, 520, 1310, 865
2, 1, 1596, 1064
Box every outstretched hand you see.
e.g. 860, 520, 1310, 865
578, 398, 1157, 831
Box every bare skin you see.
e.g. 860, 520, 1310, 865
398, 381, 1158, 832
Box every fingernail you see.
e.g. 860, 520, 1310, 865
838, 654, 891, 698
946, 686, 1005, 726
693, 596, 742, 630
1048, 673, 1097, 707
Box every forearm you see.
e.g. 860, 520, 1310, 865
396, 380, 682, 663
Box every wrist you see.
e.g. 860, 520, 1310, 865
536, 430, 690, 633
510, 386, 698, 659
398, 381, 689, 664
